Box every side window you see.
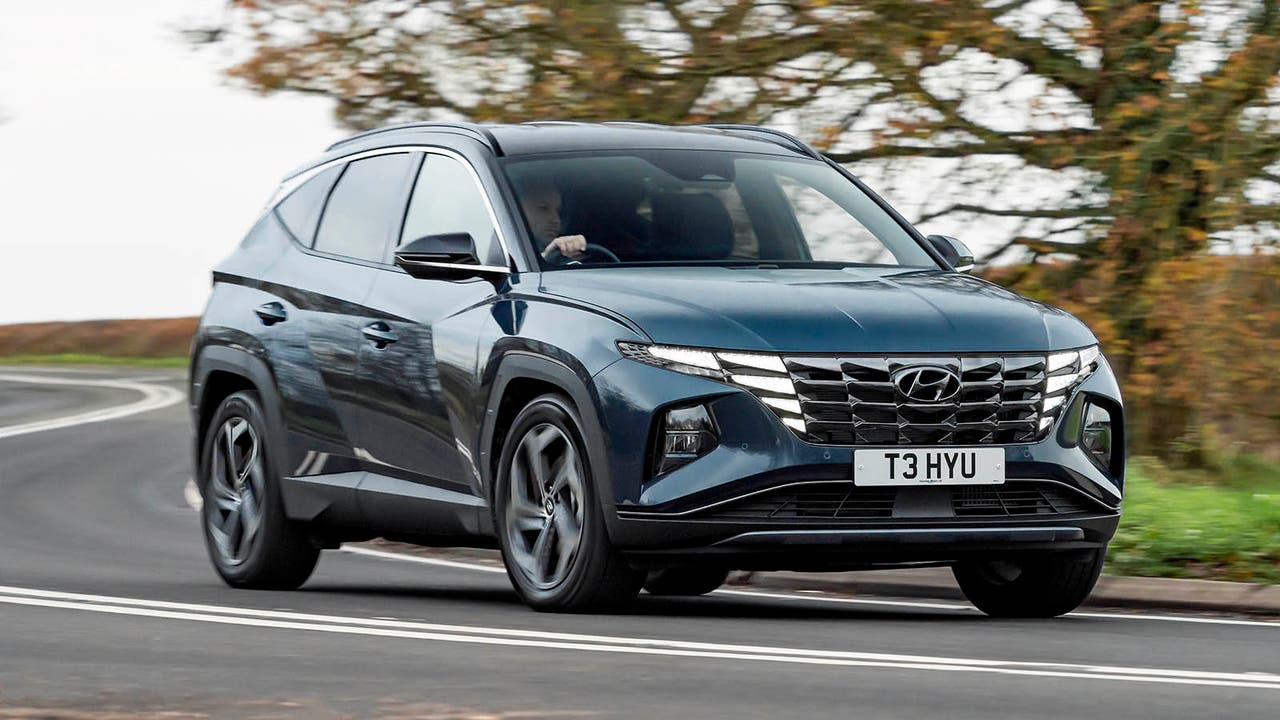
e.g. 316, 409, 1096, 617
314, 153, 415, 262
400, 155, 504, 266
274, 165, 343, 247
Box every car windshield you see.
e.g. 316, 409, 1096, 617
501, 149, 938, 270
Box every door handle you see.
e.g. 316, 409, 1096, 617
362, 321, 398, 348
254, 302, 288, 326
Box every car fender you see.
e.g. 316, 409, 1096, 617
477, 349, 620, 533
190, 341, 288, 490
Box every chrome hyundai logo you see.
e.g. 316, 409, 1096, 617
893, 366, 961, 403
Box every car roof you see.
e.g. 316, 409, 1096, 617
324, 121, 822, 161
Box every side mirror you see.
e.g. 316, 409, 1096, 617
394, 233, 508, 280
926, 234, 975, 273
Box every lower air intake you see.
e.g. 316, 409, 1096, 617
693, 481, 1103, 523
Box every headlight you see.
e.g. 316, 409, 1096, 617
1040, 345, 1102, 433
653, 404, 719, 475
1080, 401, 1113, 471
618, 342, 806, 435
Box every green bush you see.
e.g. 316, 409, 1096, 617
1108, 459, 1280, 583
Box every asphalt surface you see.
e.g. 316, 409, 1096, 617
1, 367, 1277, 719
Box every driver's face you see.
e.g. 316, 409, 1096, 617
520, 186, 562, 245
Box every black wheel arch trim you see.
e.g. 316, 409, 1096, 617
190, 342, 288, 493
478, 350, 616, 534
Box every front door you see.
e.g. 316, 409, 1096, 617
354, 151, 510, 536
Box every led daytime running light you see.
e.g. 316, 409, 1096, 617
717, 351, 787, 374
1038, 344, 1103, 437
781, 417, 807, 433
730, 374, 796, 395
618, 342, 806, 436
649, 344, 720, 371
761, 396, 803, 415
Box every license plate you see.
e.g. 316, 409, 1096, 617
854, 448, 1005, 486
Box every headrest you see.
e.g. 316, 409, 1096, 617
649, 193, 735, 260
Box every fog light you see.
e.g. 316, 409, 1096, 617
654, 404, 718, 476
1081, 402, 1112, 471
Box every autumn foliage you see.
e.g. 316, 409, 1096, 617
1004, 252, 1280, 460
205, 0, 1280, 461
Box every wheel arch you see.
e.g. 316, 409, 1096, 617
479, 351, 615, 532
190, 345, 288, 487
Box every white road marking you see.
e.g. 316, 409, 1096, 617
0, 373, 185, 440
0, 585, 1276, 691
121, 374, 181, 383
341, 545, 1280, 628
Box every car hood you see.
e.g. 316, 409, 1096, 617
537, 266, 1095, 353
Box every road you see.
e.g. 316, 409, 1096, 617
0, 367, 1277, 719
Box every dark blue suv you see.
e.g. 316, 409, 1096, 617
190, 122, 1123, 615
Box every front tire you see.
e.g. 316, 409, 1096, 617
953, 548, 1106, 618
199, 390, 319, 590
493, 393, 644, 612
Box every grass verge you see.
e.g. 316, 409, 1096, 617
0, 354, 188, 368
1109, 458, 1280, 583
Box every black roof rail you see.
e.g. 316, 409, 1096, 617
697, 124, 824, 161
600, 120, 668, 129
325, 121, 503, 155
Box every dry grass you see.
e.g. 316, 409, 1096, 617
0, 318, 197, 359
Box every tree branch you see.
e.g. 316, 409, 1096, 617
946, 0, 1100, 104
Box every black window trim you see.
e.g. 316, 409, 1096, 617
268, 145, 516, 275
271, 163, 344, 249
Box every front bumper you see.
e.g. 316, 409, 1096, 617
591, 352, 1124, 567
614, 510, 1119, 570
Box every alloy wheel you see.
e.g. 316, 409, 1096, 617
205, 416, 266, 566
504, 422, 586, 590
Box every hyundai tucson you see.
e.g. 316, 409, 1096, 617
190, 122, 1123, 616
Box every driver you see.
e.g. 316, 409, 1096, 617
514, 175, 587, 260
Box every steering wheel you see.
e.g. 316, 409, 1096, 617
544, 242, 622, 265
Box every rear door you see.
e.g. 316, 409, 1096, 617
263, 151, 417, 482
353, 150, 510, 536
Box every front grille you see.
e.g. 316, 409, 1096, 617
785, 355, 1047, 446
694, 481, 1100, 523
952, 485, 1094, 517
705, 485, 897, 521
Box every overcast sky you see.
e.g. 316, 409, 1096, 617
0, 0, 345, 325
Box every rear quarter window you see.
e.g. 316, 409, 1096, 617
274, 165, 343, 247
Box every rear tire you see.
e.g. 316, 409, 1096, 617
493, 393, 644, 612
953, 548, 1106, 618
643, 568, 730, 597
199, 390, 319, 590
